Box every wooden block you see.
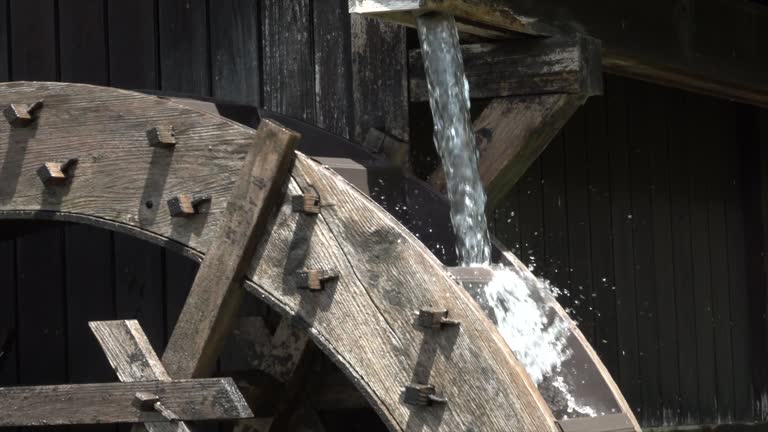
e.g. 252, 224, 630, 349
147, 126, 177, 147
0, 378, 253, 426
403, 383, 447, 406
167, 194, 211, 217
3, 100, 43, 127
37, 158, 78, 185
416, 308, 460, 329
162, 119, 300, 379
291, 192, 321, 215
296, 269, 338, 291
133, 392, 161, 410
556, 413, 635, 432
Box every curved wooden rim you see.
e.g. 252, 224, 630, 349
0, 81, 557, 431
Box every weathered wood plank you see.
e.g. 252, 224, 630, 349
59, 1, 108, 85
409, 35, 602, 102
163, 119, 300, 379
313, 0, 354, 138
107, 0, 158, 90
262, 0, 315, 122
158, 0, 210, 95
430, 95, 585, 210
0, 378, 252, 426
350, 15, 409, 142
210, 0, 261, 106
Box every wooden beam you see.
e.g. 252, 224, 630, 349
0, 378, 252, 426
354, 0, 768, 107
409, 35, 602, 102
430, 94, 585, 209
90, 320, 190, 432
162, 119, 300, 379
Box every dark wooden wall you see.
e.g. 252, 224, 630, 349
1, 1, 768, 430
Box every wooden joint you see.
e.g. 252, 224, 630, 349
133, 392, 180, 421
37, 158, 78, 185
167, 193, 211, 217
3, 100, 43, 127
292, 191, 321, 215
147, 125, 177, 148
296, 269, 339, 291
403, 383, 447, 406
416, 308, 460, 329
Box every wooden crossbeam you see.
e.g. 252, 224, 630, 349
163, 119, 300, 379
89, 320, 190, 432
0, 378, 252, 427
409, 35, 602, 102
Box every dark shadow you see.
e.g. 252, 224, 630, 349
403, 321, 460, 431
0, 124, 38, 205
138, 146, 174, 228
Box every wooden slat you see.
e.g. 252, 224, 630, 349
0, 378, 252, 426
164, 250, 199, 341
409, 35, 603, 102
158, 0, 210, 95
209, 0, 261, 106
9, 0, 57, 81
59, 1, 108, 85
668, 91, 700, 423
540, 133, 570, 309
262, 0, 315, 122
0, 222, 17, 388
90, 320, 171, 382
606, 76, 641, 416
557, 413, 635, 432
313, 0, 354, 138
162, 119, 300, 379
107, 0, 158, 89
350, 15, 409, 142
0, 0, 8, 81
430, 95, 586, 209
518, 158, 544, 270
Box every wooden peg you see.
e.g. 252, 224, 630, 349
404, 383, 447, 406
292, 191, 321, 214
37, 158, 78, 185
3, 100, 43, 127
297, 269, 339, 291
147, 125, 177, 148
133, 392, 180, 421
167, 193, 211, 217
416, 308, 460, 329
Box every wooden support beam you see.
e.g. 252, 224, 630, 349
89, 320, 190, 432
163, 119, 300, 379
409, 35, 603, 102
430, 94, 585, 209
0, 378, 252, 427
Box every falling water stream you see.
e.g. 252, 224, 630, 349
416, 13, 609, 419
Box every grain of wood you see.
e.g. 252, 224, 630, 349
0, 378, 252, 426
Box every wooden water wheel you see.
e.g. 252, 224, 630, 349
0, 81, 638, 431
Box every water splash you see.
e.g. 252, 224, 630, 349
416, 13, 491, 266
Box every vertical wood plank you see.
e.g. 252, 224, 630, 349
313, 0, 353, 138
564, 107, 595, 341
58, 0, 108, 85
262, 0, 314, 122
9, 0, 58, 80
584, 95, 619, 378
518, 159, 544, 273
107, 0, 158, 90
687, 94, 717, 424
493, 185, 521, 256
628, 81, 662, 425
64, 224, 116, 384
0, 0, 8, 81
113, 233, 166, 356
540, 133, 571, 309
705, 100, 735, 422
164, 250, 198, 342
158, 0, 210, 95
668, 91, 700, 424
210, 0, 261, 105
648, 89, 680, 424
0, 222, 17, 387
606, 75, 641, 416
350, 16, 408, 142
